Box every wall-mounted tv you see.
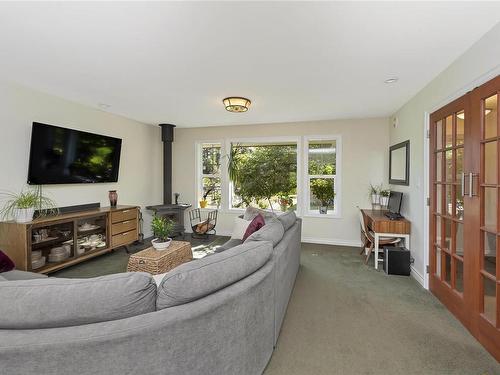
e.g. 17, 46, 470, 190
27, 122, 122, 185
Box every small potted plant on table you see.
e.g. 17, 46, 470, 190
380, 189, 391, 207
151, 215, 175, 251
369, 184, 381, 205
310, 179, 335, 214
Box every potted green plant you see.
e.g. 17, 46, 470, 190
380, 189, 391, 207
0, 187, 57, 223
151, 215, 175, 250
369, 184, 381, 205
200, 187, 214, 209
310, 179, 335, 214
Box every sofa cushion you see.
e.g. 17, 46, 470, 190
157, 240, 273, 309
243, 207, 277, 223
243, 214, 265, 241
277, 211, 297, 231
214, 238, 243, 253
231, 217, 251, 240
1, 270, 48, 281
244, 218, 285, 246
0, 274, 6, 282
0, 250, 15, 273
0, 272, 156, 329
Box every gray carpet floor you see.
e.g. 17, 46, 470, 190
264, 243, 500, 375
52, 239, 499, 374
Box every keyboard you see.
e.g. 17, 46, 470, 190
384, 212, 402, 220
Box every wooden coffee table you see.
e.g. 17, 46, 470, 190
127, 241, 192, 275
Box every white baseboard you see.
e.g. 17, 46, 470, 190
301, 236, 362, 248
410, 265, 425, 287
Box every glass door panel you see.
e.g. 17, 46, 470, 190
479, 91, 498, 329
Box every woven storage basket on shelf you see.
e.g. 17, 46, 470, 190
127, 241, 192, 275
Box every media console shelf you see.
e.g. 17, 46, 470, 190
0, 205, 139, 274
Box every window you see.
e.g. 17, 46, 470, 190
305, 137, 340, 215
197, 136, 341, 216
228, 140, 298, 212
198, 143, 222, 208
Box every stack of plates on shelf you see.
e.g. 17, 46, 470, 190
48, 247, 69, 263
31, 251, 46, 269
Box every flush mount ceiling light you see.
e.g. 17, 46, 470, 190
384, 77, 399, 84
223, 97, 251, 113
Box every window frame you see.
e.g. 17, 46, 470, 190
195, 135, 342, 218
303, 135, 342, 218
195, 140, 224, 210
224, 136, 302, 213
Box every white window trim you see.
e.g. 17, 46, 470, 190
303, 135, 342, 218
225, 136, 302, 213
195, 140, 224, 210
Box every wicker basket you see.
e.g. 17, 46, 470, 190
127, 241, 192, 275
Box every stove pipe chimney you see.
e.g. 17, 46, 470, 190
159, 124, 176, 204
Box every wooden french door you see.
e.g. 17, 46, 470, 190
430, 75, 500, 361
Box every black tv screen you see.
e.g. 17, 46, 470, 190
27, 122, 122, 184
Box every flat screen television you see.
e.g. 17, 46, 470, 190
27, 122, 122, 184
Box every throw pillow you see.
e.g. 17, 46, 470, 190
243, 213, 265, 241
231, 217, 251, 240
0, 250, 15, 273
244, 218, 285, 246
277, 210, 297, 231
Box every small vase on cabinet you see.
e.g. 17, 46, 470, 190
109, 190, 118, 207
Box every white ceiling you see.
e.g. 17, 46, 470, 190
0, 2, 499, 128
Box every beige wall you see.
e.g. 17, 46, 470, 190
389, 23, 500, 286
0, 81, 164, 236
173, 118, 390, 245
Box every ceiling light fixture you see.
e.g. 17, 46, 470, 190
223, 97, 251, 113
384, 77, 399, 84
98, 103, 111, 109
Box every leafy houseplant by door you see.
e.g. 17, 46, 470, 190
151, 215, 175, 251
310, 179, 335, 214
0, 187, 57, 223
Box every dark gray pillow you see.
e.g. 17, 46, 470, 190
244, 218, 285, 246
243, 207, 277, 223
277, 211, 297, 231
157, 240, 273, 309
214, 238, 243, 253
0, 272, 156, 329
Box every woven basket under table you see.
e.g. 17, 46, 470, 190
127, 241, 192, 275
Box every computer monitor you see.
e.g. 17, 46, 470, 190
387, 191, 403, 214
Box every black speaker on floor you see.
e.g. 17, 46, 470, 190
383, 246, 411, 276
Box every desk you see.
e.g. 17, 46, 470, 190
361, 209, 411, 270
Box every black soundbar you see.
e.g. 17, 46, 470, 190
34, 202, 101, 218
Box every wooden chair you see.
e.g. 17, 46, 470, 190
359, 209, 400, 264
189, 208, 218, 239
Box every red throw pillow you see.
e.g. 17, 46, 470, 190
243, 214, 265, 241
0, 250, 15, 273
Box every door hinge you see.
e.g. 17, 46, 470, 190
426, 197, 430, 206
426, 129, 430, 139
426, 265, 430, 274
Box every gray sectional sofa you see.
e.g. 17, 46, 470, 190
0, 212, 301, 375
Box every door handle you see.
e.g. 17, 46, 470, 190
461, 173, 466, 197
469, 172, 473, 198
